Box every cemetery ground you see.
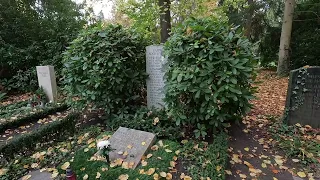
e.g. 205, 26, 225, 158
0, 70, 319, 180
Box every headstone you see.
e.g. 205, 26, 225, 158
19, 170, 51, 180
284, 66, 320, 128
36, 66, 57, 103
108, 127, 156, 169
146, 45, 167, 109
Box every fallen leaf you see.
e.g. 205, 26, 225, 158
160, 172, 167, 177
118, 174, 129, 180
141, 160, 148, 166
239, 174, 247, 178
166, 173, 173, 179
21, 175, 32, 180
83, 174, 89, 180
165, 149, 173, 153
151, 145, 159, 151
244, 147, 249, 152
147, 168, 155, 175
51, 172, 59, 178
273, 178, 278, 180
297, 172, 306, 178
127, 145, 133, 149
147, 154, 153, 158
141, 142, 146, 146
96, 172, 101, 179
292, 159, 300, 163
61, 162, 70, 170
84, 148, 89, 152
158, 140, 164, 147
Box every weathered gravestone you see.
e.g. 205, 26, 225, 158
108, 127, 156, 169
146, 45, 167, 109
284, 66, 320, 128
36, 66, 58, 103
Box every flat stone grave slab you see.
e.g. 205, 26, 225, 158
19, 170, 51, 180
284, 66, 320, 128
108, 127, 156, 169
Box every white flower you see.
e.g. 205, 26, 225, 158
97, 140, 110, 150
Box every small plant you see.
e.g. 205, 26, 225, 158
0, 92, 7, 102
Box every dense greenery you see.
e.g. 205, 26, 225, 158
106, 107, 181, 140
164, 18, 257, 137
62, 24, 147, 114
291, 0, 320, 69
0, 113, 79, 160
0, 0, 86, 92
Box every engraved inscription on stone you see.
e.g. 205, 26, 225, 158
36, 66, 58, 102
285, 66, 320, 128
108, 127, 156, 169
146, 45, 167, 109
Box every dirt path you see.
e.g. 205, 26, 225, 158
227, 70, 319, 180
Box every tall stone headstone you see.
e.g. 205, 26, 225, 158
284, 66, 320, 128
146, 45, 167, 109
36, 66, 57, 103
108, 127, 156, 169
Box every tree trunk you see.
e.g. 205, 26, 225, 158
159, 0, 171, 43
277, 0, 295, 76
244, 0, 254, 38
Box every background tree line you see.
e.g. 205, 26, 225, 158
0, 0, 319, 92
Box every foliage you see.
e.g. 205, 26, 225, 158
269, 122, 320, 165
0, 0, 86, 92
291, 0, 320, 69
112, 0, 223, 44
0, 126, 101, 180
0, 92, 6, 102
105, 107, 181, 140
164, 17, 257, 137
62, 24, 147, 115
0, 113, 79, 160
180, 132, 229, 179
0, 104, 68, 133
1, 68, 38, 92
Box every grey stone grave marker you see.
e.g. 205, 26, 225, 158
36, 66, 58, 103
146, 45, 167, 109
284, 66, 320, 128
108, 127, 156, 169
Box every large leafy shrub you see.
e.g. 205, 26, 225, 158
164, 18, 257, 137
62, 24, 147, 114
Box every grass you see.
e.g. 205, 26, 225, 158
58, 131, 181, 180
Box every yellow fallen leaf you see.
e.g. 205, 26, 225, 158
244, 147, 249, 152
122, 162, 129, 169
146, 154, 153, 158
175, 150, 180, 155
101, 167, 108, 171
139, 169, 145, 175
158, 140, 164, 147
84, 148, 89, 152
165, 149, 172, 153
273, 177, 278, 180
160, 172, 167, 177
225, 170, 232, 175
297, 172, 306, 178
96, 172, 101, 179
141, 160, 148, 166
118, 174, 129, 180
83, 174, 89, 180
216, 165, 222, 171
166, 173, 173, 180
51, 172, 59, 178
292, 159, 300, 163
183, 176, 192, 180
127, 145, 133, 149
21, 175, 32, 180
170, 161, 176, 167
181, 139, 188, 144
261, 163, 267, 168
141, 141, 146, 146
80, 167, 86, 171
31, 163, 39, 169
239, 174, 247, 178
153, 173, 159, 180
153, 117, 159, 125
147, 168, 155, 175
173, 156, 178, 161
61, 162, 70, 170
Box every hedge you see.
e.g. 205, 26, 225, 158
0, 112, 79, 160
0, 104, 68, 133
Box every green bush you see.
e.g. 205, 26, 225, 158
1, 68, 38, 92
105, 107, 181, 140
62, 24, 147, 114
164, 18, 257, 137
